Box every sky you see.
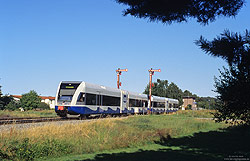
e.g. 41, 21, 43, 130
0, 0, 250, 97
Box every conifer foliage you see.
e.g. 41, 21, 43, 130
196, 30, 250, 124
116, 0, 244, 25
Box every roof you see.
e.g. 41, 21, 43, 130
39, 96, 55, 100
11, 95, 55, 100
11, 95, 22, 98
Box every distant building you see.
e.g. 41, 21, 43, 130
182, 96, 197, 110
11, 95, 55, 109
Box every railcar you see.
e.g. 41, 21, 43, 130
55, 81, 179, 117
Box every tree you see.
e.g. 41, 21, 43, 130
167, 82, 183, 106
144, 79, 183, 106
0, 85, 3, 109
5, 100, 20, 111
0, 96, 13, 110
187, 104, 192, 110
183, 90, 193, 97
20, 90, 41, 111
144, 79, 168, 97
196, 97, 218, 110
38, 102, 50, 110
196, 30, 250, 124
115, 0, 244, 25
0, 84, 2, 97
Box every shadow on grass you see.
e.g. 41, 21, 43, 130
80, 125, 250, 161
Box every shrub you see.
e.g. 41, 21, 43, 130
20, 90, 41, 110
38, 102, 50, 110
187, 104, 192, 110
0, 96, 13, 110
5, 100, 20, 111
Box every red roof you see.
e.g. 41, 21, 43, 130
11, 95, 55, 100
11, 95, 22, 98
39, 96, 55, 100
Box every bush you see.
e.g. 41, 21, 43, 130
187, 104, 192, 110
5, 100, 20, 111
20, 90, 41, 110
38, 102, 50, 110
0, 96, 13, 110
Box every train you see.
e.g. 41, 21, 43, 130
55, 81, 179, 118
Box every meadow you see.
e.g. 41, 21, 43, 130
0, 110, 57, 118
0, 110, 249, 161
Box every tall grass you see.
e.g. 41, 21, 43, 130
0, 111, 227, 160
0, 110, 57, 118
176, 110, 215, 118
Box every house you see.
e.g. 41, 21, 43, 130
11, 95, 55, 109
182, 96, 197, 110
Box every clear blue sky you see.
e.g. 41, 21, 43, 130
0, 0, 249, 97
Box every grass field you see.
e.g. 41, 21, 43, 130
0, 109, 57, 118
0, 110, 249, 161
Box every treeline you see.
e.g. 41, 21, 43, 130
0, 86, 50, 111
143, 79, 218, 109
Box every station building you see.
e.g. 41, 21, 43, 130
182, 96, 197, 110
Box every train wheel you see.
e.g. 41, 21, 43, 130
79, 115, 87, 120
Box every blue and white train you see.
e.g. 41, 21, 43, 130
55, 81, 179, 117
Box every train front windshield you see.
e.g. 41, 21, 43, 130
59, 95, 73, 101
58, 83, 80, 103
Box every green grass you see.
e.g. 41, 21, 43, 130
46, 116, 250, 161
175, 109, 215, 118
0, 109, 57, 118
1, 110, 248, 161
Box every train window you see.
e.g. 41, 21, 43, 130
129, 99, 135, 107
159, 102, 165, 107
77, 93, 85, 102
152, 102, 165, 108
129, 99, 144, 107
59, 95, 72, 101
86, 93, 96, 105
76, 93, 85, 105
102, 95, 120, 106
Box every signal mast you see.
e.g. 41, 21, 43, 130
116, 68, 128, 89
148, 68, 161, 113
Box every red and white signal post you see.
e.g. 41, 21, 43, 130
148, 68, 161, 113
116, 68, 128, 89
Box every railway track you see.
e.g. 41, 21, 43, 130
0, 114, 126, 125
0, 112, 171, 126
0, 117, 74, 125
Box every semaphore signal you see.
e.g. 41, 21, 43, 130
116, 68, 128, 89
148, 68, 161, 113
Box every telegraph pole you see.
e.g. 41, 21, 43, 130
116, 68, 128, 89
148, 68, 161, 114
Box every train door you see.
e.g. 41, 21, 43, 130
96, 92, 102, 113
165, 100, 169, 113
120, 91, 128, 113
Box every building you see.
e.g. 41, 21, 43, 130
182, 96, 197, 110
11, 95, 55, 109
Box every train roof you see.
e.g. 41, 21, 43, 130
167, 98, 179, 104
128, 91, 148, 99
81, 81, 121, 97
61, 81, 82, 84
151, 95, 166, 102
